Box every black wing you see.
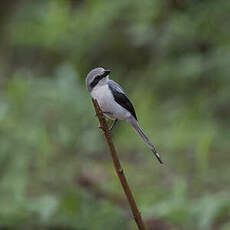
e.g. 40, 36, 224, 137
108, 80, 137, 120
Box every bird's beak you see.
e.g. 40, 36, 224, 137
103, 70, 111, 77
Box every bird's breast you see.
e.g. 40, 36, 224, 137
91, 84, 131, 120
91, 85, 114, 109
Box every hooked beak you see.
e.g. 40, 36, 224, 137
103, 69, 111, 77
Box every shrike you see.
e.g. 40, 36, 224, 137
86, 67, 163, 164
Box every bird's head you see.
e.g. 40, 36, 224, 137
86, 67, 111, 92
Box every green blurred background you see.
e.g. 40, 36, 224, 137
0, 0, 230, 229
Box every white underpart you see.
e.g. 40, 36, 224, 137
91, 81, 131, 121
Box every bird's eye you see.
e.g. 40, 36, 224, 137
90, 75, 102, 88
95, 75, 100, 80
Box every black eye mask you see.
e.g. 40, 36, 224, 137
90, 75, 104, 88
89, 70, 110, 89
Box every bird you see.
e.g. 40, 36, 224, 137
86, 67, 163, 164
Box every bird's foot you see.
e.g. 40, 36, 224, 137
109, 119, 118, 134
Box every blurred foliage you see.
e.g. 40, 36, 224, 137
0, 0, 230, 229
